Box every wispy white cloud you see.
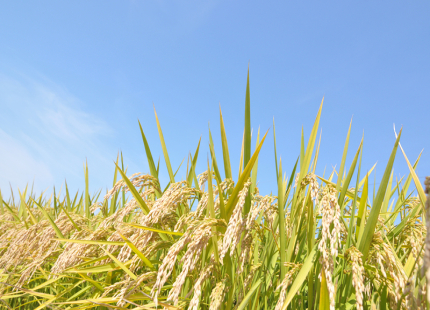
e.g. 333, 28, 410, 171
34, 83, 108, 142
0, 128, 53, 193
0, 72, 114, 196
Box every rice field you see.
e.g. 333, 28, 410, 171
0, 71, 428, 309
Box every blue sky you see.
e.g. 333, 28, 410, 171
0, 1, 429, 198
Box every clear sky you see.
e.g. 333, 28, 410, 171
0, 1, 429, 198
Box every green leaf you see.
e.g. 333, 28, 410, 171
0, 283, 55, 300
356, 174, 369, 243
34, 279, 86, 310
77, 272, 105, 292
243, 68, 252, 215
282, 246, 318, 309
336, 118, 353, 193
1, 199, 25, 226
278, 157, 286, 279
338, 139, 362, 209
225, 129, 269, 219
300, 126, 305, 171
273, 118, 279, 178
154, 106, 175, 183
73, 265, 113, 276
118, 233, 154, 270
138, 120, 159, 180
295, 98, 324, 205
238, 129, 245, 179
220, 105, 232, 180
18, 185, 28, 220
388, 154, 422, 238
209, 128, 222, 184
53, 239, 125, 246
124, 223, 183, 236
32, 198, 65, 239
319, 269, 331, 310
187, 138, 201, 187
19, 189, 38, 225
84, 160, 90, 219
396, 132, 426, 208
236, 278, 262, 310
0, 189, 3, 215
207, 160, 219, 264
358, 128, 402, 260
58, 204, 81, 232
404, 242, 425, 278
99, 246, 137, 280
311, 129, 322, 174
380, 170, 394, 218
243, 66, 251, 170
114, 163, 151, 214
302, 98, 323, 176
250, 127, 260, 195
32, 276, 65, 291
65, 180, 72, 212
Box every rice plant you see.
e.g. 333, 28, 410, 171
0, 70, 428, 309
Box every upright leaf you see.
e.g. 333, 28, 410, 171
319, 269, 330, 310
220, 106, 232, 180
0, 189, 3, 215
115, 163, 151, 215
226, 130, 269, 219
336, 118, 353, 193
154, 106, 175, 183
207, 160, 219, 263
244, 66, 251, 169
187, 138, 201, 187
32, 198, 65, 239
295, 98, 324, 204
358, 129, 402, 260
84, 160, 90, 219
250, 127, 260, 194
278, 158, 286, 279
356, 174, 369, 243
139, 120, 159, 179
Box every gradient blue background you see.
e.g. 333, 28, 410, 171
0, 1, 429, 198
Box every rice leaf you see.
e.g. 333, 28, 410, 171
236, 278, 262, 310
99, 246, 137, 280
84, 160, 90, 219
53, 239, 125, 246
220, 105, 232, 180
32, 198, 65, 239
124, 223, 183, 236
336, 118, 353, 193
118, 233, 154, 270
225, 129, 269, 219
187, 138, 201, 187
138, 120, 159, 179
319, 269, 330, 310
358, 128, 402, 260
114, 162, 151, 214
153, 106, 175, 183
282, 246, 318, 309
